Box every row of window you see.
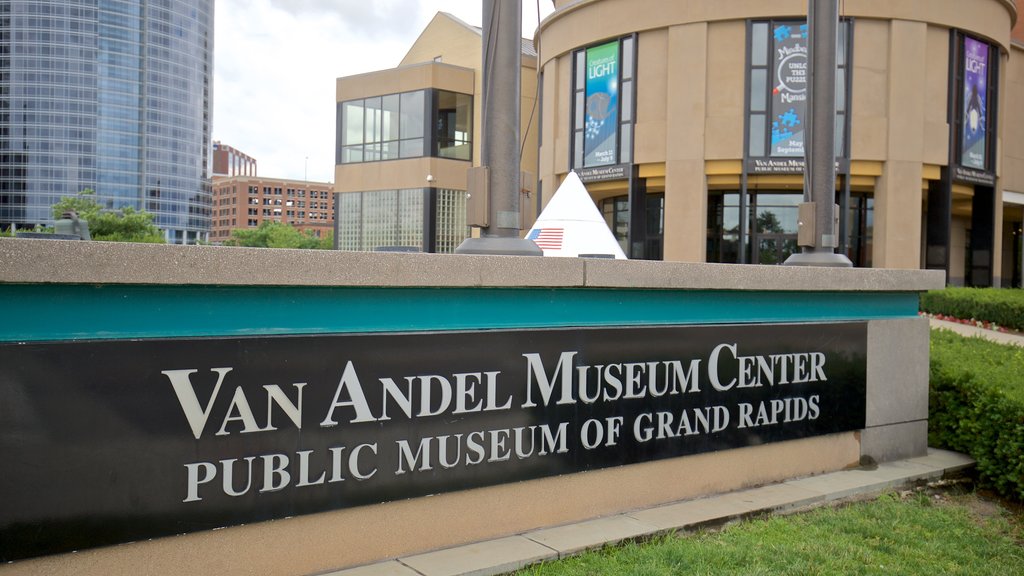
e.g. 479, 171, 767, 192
564, 22, 994, 175
336, 188, 467, 253
244, 196, 328, 209
240, 186, 330, 198
338, 89, 472, 164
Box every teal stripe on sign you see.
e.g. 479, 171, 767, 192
0, 284, 919, 342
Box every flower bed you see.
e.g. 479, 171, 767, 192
920, 287, 1024, 333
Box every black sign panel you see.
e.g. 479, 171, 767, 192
0, 323, 866, 561
953, 165, 996, 187
577, 164, 629, 183
745, 158, 850, 175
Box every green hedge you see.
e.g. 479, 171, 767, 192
920, 287, 1024, 332
929, 329, 1024, 500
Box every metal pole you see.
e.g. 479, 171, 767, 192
456, 0, 542, 255
785, 0, 852, 266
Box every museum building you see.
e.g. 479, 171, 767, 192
535, 0, 1024, 286
333, 12, 539, 253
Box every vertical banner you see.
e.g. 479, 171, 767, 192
770, 22, 808, 157
584, 41, 619, 167
961, 37, 989, 170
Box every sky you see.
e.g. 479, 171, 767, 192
212, 0, 555, 183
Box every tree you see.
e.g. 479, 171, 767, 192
756, 211, 785, 234
317, 230, 334, 250
224, 221, 330, 249
51, 189, 165, 243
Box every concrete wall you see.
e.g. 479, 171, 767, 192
0, 238, 943, 575
1004, 44, 1024, 195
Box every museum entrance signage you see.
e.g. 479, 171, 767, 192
746, 158, 849, 175
577, 164, 629, 183
954, 165, 996, 186
0, 322, 866, 561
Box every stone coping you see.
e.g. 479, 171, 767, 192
0, 237, 945, 292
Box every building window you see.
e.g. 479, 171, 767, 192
434, 188, 468, 253
434, 90, 473, 160
571, 35, 635, 169
335, 188, 468, 253
339, 90, 427, 163
601, 193, 663, 258
847, 194, 874, 268
338, 89, 472, 165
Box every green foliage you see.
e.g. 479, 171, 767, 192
519, 492, 1024, 575
90, 207, 165, 243
920, 287, 1024, 332
317, 230, 335, 250
50, 189, 165, 243
223, 221, 331, 249
51, 188, 103, 222
0, 225, 13, 237
929, 329, 1024, 500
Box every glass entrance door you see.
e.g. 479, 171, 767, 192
751, 193, 799, 264
757, 233, 798, 265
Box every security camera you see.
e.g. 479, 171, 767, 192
426, 174, 435, 183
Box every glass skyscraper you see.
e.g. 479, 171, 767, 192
0, 0, 213, 243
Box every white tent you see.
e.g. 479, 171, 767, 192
524, 171, 627, 259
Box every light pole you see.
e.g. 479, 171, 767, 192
784, 0, 852, 267
455, 0, 542, 256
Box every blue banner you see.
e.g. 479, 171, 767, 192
584, 41, 619, 167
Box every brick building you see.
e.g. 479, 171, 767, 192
211, 176, 335, 243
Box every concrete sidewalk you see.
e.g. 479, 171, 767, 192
324, 449, 975, 576
929, 317, 1024, 347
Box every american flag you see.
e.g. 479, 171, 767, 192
527, 227, 564, 250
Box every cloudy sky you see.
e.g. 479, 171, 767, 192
213, 0, 555, 183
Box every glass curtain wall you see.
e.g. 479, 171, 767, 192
335, 187, 468, 253
0, 0, 213, 242
434, 188, 467, 253
339, 89, 472, 164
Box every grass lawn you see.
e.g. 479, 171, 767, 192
517, 487, 1024, 575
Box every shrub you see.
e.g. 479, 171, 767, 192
929, 329, 1024, 500
920, 287, 1024, 332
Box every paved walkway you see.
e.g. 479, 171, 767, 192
928, 317, 1024, 347
325, 449, 975, 576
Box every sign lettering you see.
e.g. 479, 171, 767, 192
0, 323, 866, 561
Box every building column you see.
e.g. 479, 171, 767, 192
874, 162, 924, 268
663, 23, 708, 262
992, 185, 1004, 286
874, 20, 927, 269
664, 160, 707, 262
